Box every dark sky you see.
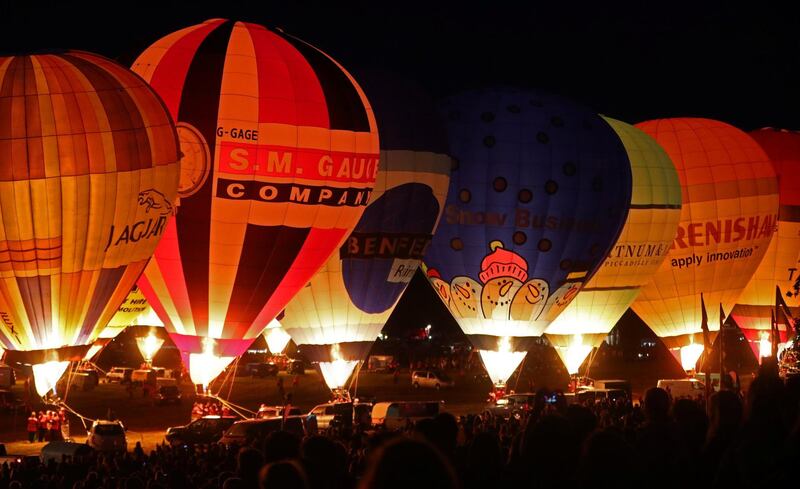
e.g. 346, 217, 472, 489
1, 0, 798, 337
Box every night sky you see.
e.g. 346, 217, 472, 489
2, 0, 797, 338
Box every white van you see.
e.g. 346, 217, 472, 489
411, 370, 454, 389
657, 378, 706, 399
371, 401, 442, 430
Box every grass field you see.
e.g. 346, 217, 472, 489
0, 369, 491, 455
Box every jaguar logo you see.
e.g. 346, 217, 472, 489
138, 189, 173, 215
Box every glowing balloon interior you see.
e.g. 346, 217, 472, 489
32, 361, 70, 398
552, 334, 594, 376
188, 338, 235, 389
136, 333, 164, 364
478, 337, 527, 385
264, 320, 291, 355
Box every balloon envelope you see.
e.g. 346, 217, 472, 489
631, 118, 779, 352
731, 128, 800, 356
0, 51, 180, 387
282, 74, 450, 390
545, 117, 682, 373
131, 20, 379, 386
423, 88, 632, 384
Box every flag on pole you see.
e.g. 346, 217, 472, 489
700, 293, 710, 343
776, 286, 796, 339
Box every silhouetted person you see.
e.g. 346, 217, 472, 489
237, 447, 265, 489
462, 431, 503, 489
262, 430, 301, 464
634, 387, 682, 489
358, 437, 457, 489
260, 460, 309, 489
565, 404, 597, 446
702, 390, 742, 487
517, 413, 579, 488
715, 372, 787, 489
301, 435, 349, 489
579, 429, 641, 489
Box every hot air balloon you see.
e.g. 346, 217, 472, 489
0, 51, 180, 396
263, 319, 291, 356
131, 20, 379, 388
423, 88, 632, 386
631, 118, 779, 370
281, 75, 450, 392
545, 117, 682, 375
731, 128, 800, 359
83, 286, 165, 362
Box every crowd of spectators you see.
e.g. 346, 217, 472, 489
2, 363, 800, 489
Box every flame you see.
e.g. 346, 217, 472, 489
679, 341, 705, 371
318, 343, 358, 390
188, 337, 235, 388
136, 333, 164, 363
556, 334, 593, 375
478, 336, 527, 386
32, 361, 70, 397
264, 319, 291, 354
758, 331, 772, 362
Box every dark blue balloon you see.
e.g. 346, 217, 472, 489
341, 183, 441, 313
424, 88, 631, 340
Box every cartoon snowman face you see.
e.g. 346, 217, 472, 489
427, 275, 452, 308
481, 277, 523, 320
510, 278, 549, 322
542, 282, 581, 321
449, 276, 482, 319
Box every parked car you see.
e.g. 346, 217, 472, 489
131, 369, 158, 386
411, 370, 454, 389
71, 369, 99, 390
485, 393, 537, 419
165, 415, 237, 446
657, 378, 706, 399
40, 442, 93, 463
575, 388, 627, 404
308, 402, 354, 431
247, 363, 280, 378
287, 360, 305, 375
371, 401, 442, 430
87, 420, 126, 453
105, 367, 133, 384
155, 385, 182, 405
219, 417, 306, 446
257, 405, 301, 419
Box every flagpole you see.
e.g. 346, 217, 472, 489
700, 293, 711, 413
719, 304, 726, 391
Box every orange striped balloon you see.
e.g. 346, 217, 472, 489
631, 118, 779, 351
131, 20, 379, 382
0, 51, 180, 365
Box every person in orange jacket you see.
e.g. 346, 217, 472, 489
27, 412, 38, 443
